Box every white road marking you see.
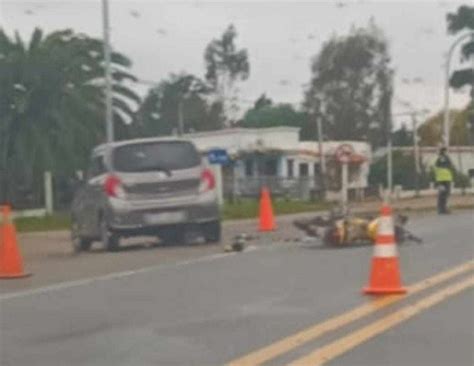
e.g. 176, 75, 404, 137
0, 239, 287, 302
0, 250, 241, 302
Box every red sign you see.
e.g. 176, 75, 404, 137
335, 144, 355, 164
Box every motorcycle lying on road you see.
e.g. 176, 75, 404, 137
293, 207, 422, 247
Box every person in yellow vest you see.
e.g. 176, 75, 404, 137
432, 147, 454, 214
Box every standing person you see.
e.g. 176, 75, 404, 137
432, 147, 454, 214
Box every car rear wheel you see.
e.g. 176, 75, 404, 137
71, 221, 92, 253
100, 217, 120, 252
202, 221, 221, 243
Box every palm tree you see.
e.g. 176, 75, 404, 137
0, 28, 140, 203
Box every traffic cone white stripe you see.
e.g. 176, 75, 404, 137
373, 244, 398, 258
377, 216, 394, 236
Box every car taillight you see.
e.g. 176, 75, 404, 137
104, 175, 126, 198
200, 169, 216, 193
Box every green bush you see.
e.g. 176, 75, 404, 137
454, 172, 472, 188
369, 151, 431, 190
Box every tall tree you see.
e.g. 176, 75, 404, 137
447, 5, 474, 90
0, 28, 140, 202
418, 108, 470, 146
446, 5, 474, 144
136, 73, 224, 137
238, 95, 316, 140
392, 124, 413, 147
253, 93, 272, 110
303, 21, 393, 148
204, 24, 250, 126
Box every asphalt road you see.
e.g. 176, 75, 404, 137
0, 213, 306, 293
0, 211, 473, 366
2, 195, 472, 293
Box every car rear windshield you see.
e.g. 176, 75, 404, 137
113, 141, 201, 172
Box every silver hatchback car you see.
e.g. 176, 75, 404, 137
71, 138, 221, 252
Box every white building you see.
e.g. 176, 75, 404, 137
182, 127, 372, 199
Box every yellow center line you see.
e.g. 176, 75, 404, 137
226, 260, 474, 366
288, 275, 474, 366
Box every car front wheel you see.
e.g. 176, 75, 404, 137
71, 221, 92, 253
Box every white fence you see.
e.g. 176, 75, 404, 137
10, 172, 474, 219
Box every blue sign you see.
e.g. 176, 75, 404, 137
207, 148, 230, 165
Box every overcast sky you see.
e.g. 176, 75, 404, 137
1, 0, 471, 127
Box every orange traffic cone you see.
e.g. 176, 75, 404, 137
0, 205, 30, 279
363, 203, 406, 295
259, 187, 276, 232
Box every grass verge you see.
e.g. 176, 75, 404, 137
15, 214, 71, 233
222, 199, 332, 221
15, 200, 331, 233
15, 199, 472, 233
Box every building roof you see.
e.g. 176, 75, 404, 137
93, 127, 372, 162
182, 126, 301, 138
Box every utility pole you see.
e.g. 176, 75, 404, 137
177, 99, 184, 136
102, 0, 114, 143
412, 113, 421, 196
316, 114, 326, 200
386, 92, 393, 197
393, 107, 429, 196
383, 72, 394, 199
387, 135, 393, 194
471, 40, 474, 146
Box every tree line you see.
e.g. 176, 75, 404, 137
0, 5, 473, 203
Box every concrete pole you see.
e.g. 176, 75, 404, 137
387, 135, 393, 193
44, 171, 53, 215
210, 164, 224, 206
386, 72, 394, 200
443, 54, 451, 149
177, 99, 184, 136
316, 114, 327, 199
341, 162, 348, 210
232, 160, 239, 203
471, 40, 474, 146
102, 0, 114, 143
387, 136, 393, 197
412, 113, 421, 196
